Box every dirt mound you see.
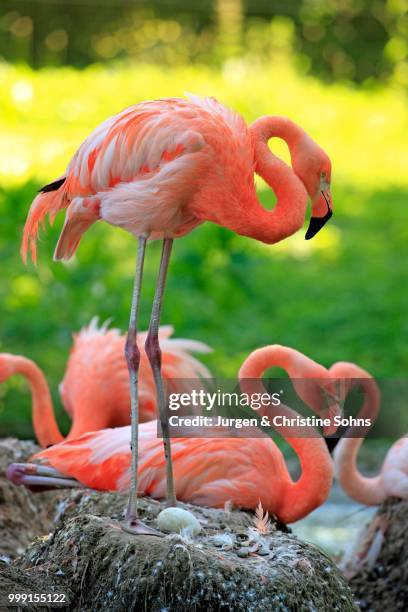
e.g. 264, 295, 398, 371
6, 490, 356, 611
0, 439, 357, 610
346, 498, 408, 611
0, 560, 73, 610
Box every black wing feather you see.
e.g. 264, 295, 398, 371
38, 178, 66, 193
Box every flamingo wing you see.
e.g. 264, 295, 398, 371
21, 98, 210, 262
32, 425, 133, 491
30, 421, 280, 513
22, 95, 253, 262
59, 318, 213, 429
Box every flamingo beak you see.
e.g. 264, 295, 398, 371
6, 462, 82, 491
305, 209, 332, 240
305, 189, 333, 240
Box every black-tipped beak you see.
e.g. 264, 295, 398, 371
305, 189, 333, 240
305, 208, 332, 240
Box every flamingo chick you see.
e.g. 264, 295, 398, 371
331, 362, 408, 504
22, 95, 334, 533
0, 319, 211, 447
8, 346, 336, 524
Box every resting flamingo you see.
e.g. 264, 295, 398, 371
22, 95, 334, 533
7, 345, 340, 524
0, 318, 211, 447
330, 362, 408, 504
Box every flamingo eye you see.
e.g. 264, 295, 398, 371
320, 171, 330, 190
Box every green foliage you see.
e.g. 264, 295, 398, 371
0, 60, 407, 438
1, 0, 407, 87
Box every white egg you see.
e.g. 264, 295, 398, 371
157, 507, 202, 536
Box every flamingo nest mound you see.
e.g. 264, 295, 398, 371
0, 438, 357, 611
347, 497, 408, 611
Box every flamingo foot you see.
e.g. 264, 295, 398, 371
121, 516, 164, 537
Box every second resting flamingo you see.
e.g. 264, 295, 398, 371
22, 95, 334, 533
7, 345, 341, 524
0, 318, 211, 447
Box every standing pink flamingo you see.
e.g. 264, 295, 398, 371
7, 345, 336, 523
330, 362, 408, 505
0, 319, 211, 447
22, 96, 333, 533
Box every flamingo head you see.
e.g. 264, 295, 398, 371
317, 379, 343, 436
0, 354, 16, 384
291, 358, 343, 437
292, 137, 333, 240
295, 380, 342, 436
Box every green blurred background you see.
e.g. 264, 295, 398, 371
0, 0, 407, 438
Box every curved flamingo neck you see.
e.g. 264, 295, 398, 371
240, 116, 308, 244
331, 364, 385, 505
251, 115, 306, 149
222, 117, 308, 244
239, 345, 300, 379
239, 346, 333, 522
278, 435, 333, 522
9, 356, 63, 447
334, 437, 385, 505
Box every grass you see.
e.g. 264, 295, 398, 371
0, 58, 407, 438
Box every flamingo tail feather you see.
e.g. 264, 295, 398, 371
21, 179, 67, 264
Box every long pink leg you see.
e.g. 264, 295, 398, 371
145, 238, 177, 507
123, 236, 162, 536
